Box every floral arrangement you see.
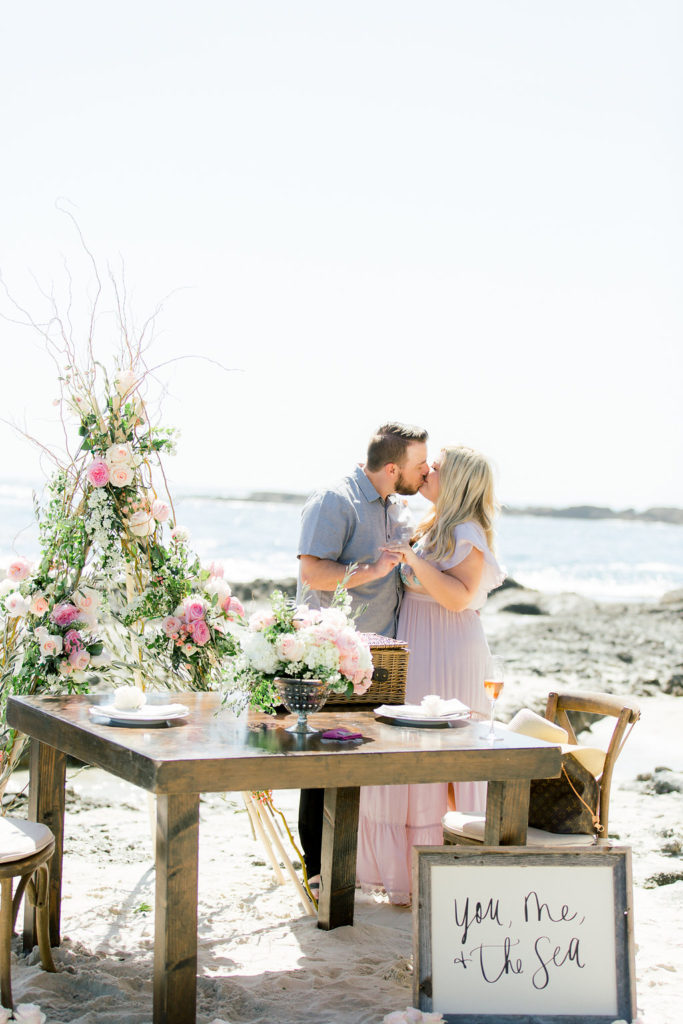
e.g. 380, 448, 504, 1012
223, 586, 374, 713
0, 248, 240, 799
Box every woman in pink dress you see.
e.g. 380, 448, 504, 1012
356, 445, 505, 905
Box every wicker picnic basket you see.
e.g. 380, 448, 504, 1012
324, 633, 409, 706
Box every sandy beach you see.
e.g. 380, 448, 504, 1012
4, 586, 683, 1024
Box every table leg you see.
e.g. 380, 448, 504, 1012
317, 786, 359, 931
24, 740, 67, 950
154, 793, 200, 1024
485, 780, 530, 845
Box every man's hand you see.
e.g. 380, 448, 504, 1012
372, 549, 402, 578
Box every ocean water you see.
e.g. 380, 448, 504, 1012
2, 482, 683, 603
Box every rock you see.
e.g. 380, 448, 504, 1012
663, 673, 683, 695
230, 577, 297, 603
501, 602, 545, 615
651, 769, 683, 794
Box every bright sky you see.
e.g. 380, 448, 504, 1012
1, 2, 681, 509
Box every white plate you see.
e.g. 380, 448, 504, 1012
89, 703, 189, 725
374, 706, 471, 727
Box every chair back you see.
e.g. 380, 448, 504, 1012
544, 690, 640, 837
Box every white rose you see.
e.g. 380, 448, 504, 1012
182, 643, 197, 656
72, 587, 101, 614
205, 577, 231, 600
109, 465, 134, 488
128, 509, 156, 537
114, 369, 137, 397
14, 1003, 47, 1024
171, 525, 190, 543
5, 592, 30, 618
39, 634, 63, 658
105, 442, 134, 466
113, 685, 146, 710
0, 578, 17, 597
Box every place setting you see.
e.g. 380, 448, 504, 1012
374, 693, 472, 728
88, 686, 189, 727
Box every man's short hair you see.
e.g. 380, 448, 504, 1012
366, 422, 429, 471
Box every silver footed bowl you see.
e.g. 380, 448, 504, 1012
274, 677, 329, 734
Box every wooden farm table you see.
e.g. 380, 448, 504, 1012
8, 692, 562, 1024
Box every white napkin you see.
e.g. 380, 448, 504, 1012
376, 696, 470, 719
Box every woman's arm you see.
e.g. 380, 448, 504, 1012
384, 543, 484, 612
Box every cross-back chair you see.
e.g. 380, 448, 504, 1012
443, 689, 641, 847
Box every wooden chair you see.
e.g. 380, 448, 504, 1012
443, 690, 641, 847
0, 816, 57, 1009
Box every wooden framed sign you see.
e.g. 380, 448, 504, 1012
413, 845, 636, 1023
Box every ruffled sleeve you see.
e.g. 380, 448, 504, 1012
439, 521, 506, 605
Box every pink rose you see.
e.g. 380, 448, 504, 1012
8, 557, 31, 582
207, 561, 224, 578
58, 659, 73, 676
151, 499, 170, 523
221, 595, 244, 619
63, 629, 83, 654
29, 593, 49, 616
171, 526, 190, 543
183, 599, 206, 622
51, 602, 81, 627
68, 649, 90, 671
162, 615, 182, 638
87, 459, 110, 488
190, 619, 211, 646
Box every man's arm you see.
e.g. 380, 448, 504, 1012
299, 551, 400, 592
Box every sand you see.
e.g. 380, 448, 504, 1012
4, 588, 682, 1024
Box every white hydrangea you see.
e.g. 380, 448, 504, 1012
241, 630, 280, 674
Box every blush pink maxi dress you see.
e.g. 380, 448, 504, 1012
356, 521, 505, 905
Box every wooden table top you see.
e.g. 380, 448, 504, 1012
7, 692, 562, 795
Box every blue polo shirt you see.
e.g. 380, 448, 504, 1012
296, 465, 411, 638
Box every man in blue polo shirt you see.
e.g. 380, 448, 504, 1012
296, 422, 429, 901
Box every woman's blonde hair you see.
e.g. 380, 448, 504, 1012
413, 446, 498, 562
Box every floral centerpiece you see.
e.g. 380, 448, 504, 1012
224, 586, 374, 723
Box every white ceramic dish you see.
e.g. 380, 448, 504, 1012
374, 706, 471, 728
88, 703, 189, 725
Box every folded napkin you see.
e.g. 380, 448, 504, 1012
321, 728, 363, 741
376, 697, 470, 719
506, 708, 606, 777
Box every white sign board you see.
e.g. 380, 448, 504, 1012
413, 846, 636, 1023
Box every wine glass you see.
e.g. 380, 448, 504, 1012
483, 655, 504, 742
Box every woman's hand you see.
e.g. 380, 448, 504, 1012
380, 543, 414, 564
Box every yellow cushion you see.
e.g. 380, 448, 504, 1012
0, 817, 53, 864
